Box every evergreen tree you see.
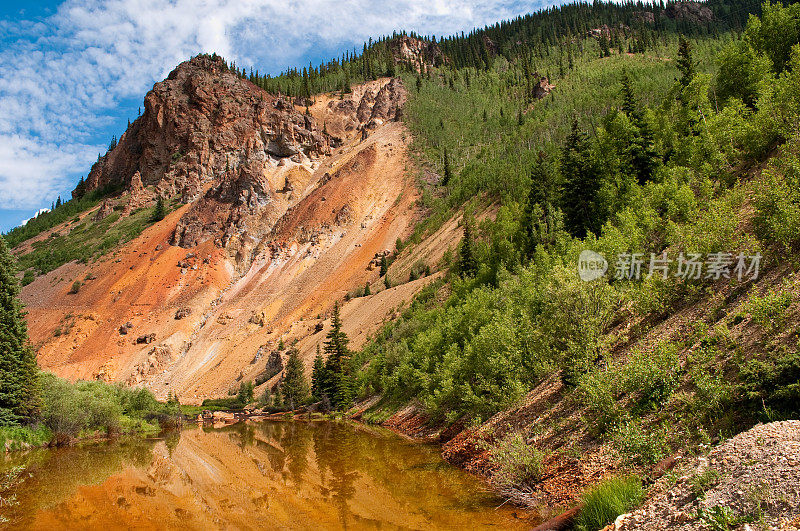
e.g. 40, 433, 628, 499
379, 255, 388, 277
272, 383, 283, 409
620, 70, 659, 184
281, 348, 309, 409
0, 237, 39, 424
458, 221, 478, 278
55, 196, 62, 208
676, 36, 695, 88
442, 148, 452, 186
237, 381, 254, 406
560, 118, 601, 238
152, 196, 167, 222
311, 344, 326, 402
323, 303, 353, 408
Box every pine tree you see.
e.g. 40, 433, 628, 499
311, 344, 326, 402
152, 196, 167, 222
323, 303, 353, 408
281, 348, 309, 409
237, 381, 254, 406
620, 70, 659, 184
458, 221, 478, 278
676, 36, 695, 88
561, 117, 601, 238
620, 69, 638, 119
55, 196, 62, 208
0, 237, 39, 424
379, 255, 388, 277
442, 148, 452, 186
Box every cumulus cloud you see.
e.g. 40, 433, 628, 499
0, 0, 547, 210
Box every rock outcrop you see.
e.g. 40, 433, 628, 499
388, 36, 445, 72
665, 1, 714, 23
531, 74, 554, 100
75, 53, 332, 214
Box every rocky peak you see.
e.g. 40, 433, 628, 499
74, 53, 332, 203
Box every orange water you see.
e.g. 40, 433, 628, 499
0, 421, 533, 530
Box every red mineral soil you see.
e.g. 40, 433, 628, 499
16, 54, 461, 404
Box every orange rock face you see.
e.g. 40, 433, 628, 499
21, 55, 428, 404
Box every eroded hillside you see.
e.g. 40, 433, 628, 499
16, 54, 448, 403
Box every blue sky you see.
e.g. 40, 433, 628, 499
0, 0, 551, 233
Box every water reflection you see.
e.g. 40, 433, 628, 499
1, 421, 532, 530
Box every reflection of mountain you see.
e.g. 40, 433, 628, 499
5, 422, 529, 529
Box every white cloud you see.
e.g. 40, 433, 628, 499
0, 0, 549, 210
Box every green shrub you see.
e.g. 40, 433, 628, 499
576, 368, 624, 435
684, 346, 736, 423
200, 397, 244, 409
489, 431, 546, 490
574, 476, 645, 531
39, 372, 176, 440
21, 270, 35, 286
68, 280, 82, 294
690, 468, 721, 499
740, 349, 800, 420
742, 287, 794, 331
611, 419, 668, 465
40, 373, 89, 438
0, 424, 52, 451
621, 343, 682, 411
753, 139, 800, 250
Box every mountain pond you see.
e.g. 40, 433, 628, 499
0, 420, 535, 529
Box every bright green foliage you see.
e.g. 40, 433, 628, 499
39, 373, 176, 439
715, 39, 769, 107
281, 348, 309, 408
611, 419, 669, 465
754, 136, 800, 249
574, 476, 644, 531
745, 0, 800, 73
0, 237, 39, 424
0, 425, 52, 452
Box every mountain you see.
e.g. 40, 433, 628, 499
7, 0, 800, 525
15, 52, 433, 402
